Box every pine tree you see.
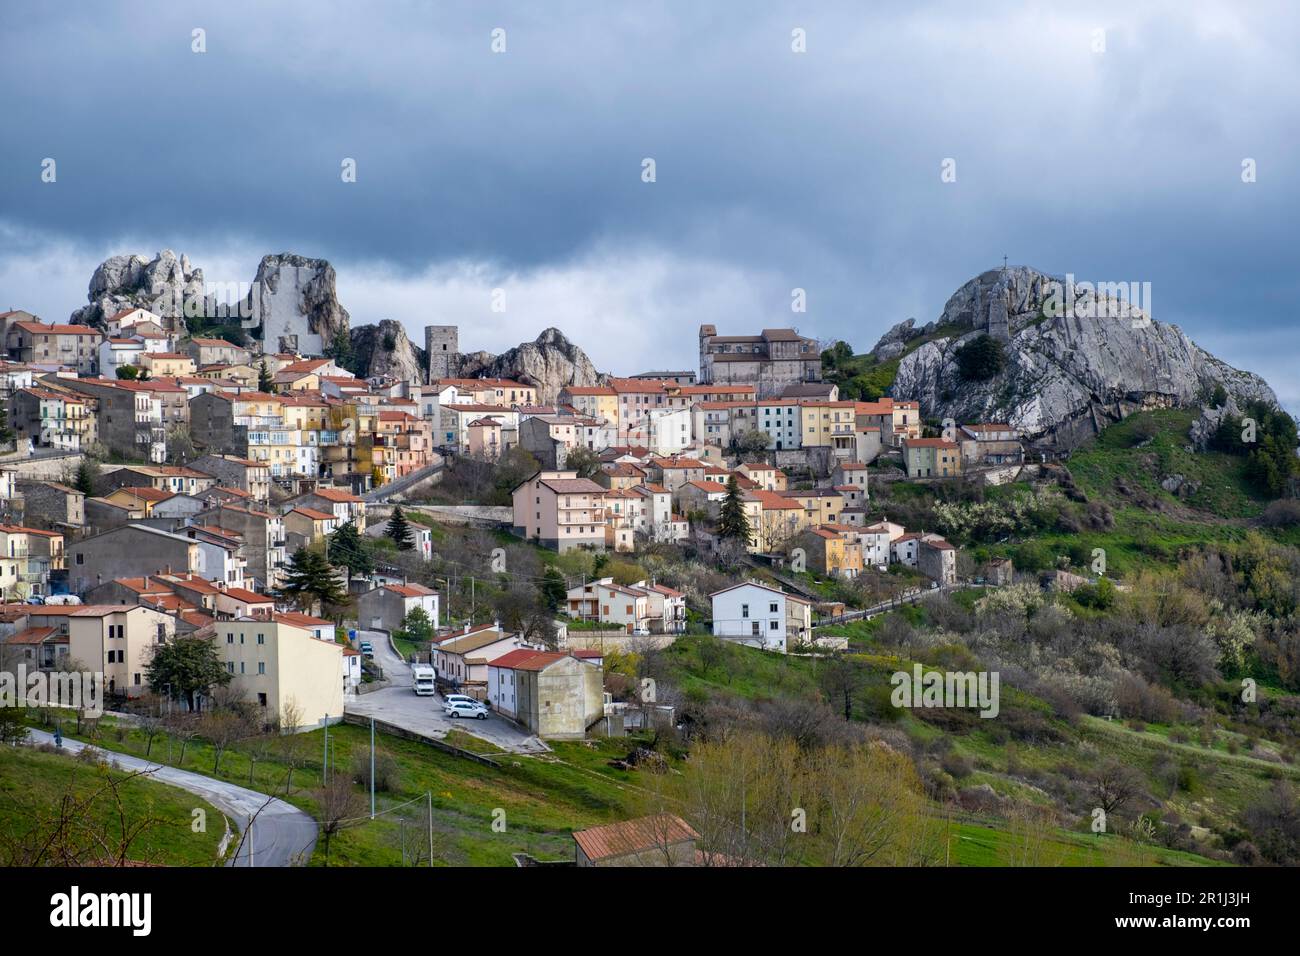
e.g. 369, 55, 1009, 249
257, 358, 275, 393
539, 566, 567, 611
0, 400, 13, 448
328, 520, 374, 577
385, 505, 414, 551
280, 547, 348, 614
145, 635, 231, 713
72, 459, 102, 497
717, 473, 751, 544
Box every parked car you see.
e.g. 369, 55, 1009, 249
443, 699, 488, 720
359, 640, 374, 657
442, 693, 478, 706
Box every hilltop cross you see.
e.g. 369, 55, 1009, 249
1002, 255, 1008, 271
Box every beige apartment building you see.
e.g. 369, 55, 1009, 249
209, 616, 345, 730
66, 605, 178, 700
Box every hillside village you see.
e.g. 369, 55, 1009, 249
2, 258, 1298, 872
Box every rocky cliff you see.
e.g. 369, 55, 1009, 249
454, 328, 603, 403
70, 249, 209, 329
241, 253, 350, 356
350, 319, 425, 381
880, 266, 1278, 448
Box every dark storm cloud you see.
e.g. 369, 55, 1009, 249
0, 1, 1297, 404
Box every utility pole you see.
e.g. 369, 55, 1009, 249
370, 718, 376, 820
323, 716, 329, 786
426, 791, 434, 867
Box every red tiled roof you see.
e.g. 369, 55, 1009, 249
385, 583, 436, 598
573, 814, 698, 862
487, 649, 567, 671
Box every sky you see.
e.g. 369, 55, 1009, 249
1, 1, 1296, 410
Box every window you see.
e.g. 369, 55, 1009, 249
751, 621, 760, 636
227, 633, 234, 643
770, 620, 780, 630
258, 662, 265, 675
76, 553, 84, 565
769, 602, 778, 613
741, 603, 749, 618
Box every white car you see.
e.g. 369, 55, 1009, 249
442, 694, 479, 707
443, 699, 488, 720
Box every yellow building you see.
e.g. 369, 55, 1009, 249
208, 616, 345, 730
140, 352, 197, 377
559, 385, 618, 424
799, 401, 858, 456
809, 527, 863, 578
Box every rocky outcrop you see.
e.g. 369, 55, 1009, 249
871, 318, 930, 361
454, 328, 603, 403
350, 319, 425, 381
241, 253, 349, 356
884, 266, 1278, 448
70, 249, 208, 329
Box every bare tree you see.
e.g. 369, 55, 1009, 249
276, 699, 307, 793
198, 705, 254, 775
1089, 759, 1146, 818
315, 775, 366, 864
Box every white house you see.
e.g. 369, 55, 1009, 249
98, 338, 148, 377
710, 581, 790, 653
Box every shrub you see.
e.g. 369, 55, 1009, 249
350, 748, 400, 793
954, 335, 1006, 382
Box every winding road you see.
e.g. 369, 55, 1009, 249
26, 728, 317, 867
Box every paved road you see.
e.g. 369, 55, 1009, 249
26, 728, 317, 867
345, 629, 547, 754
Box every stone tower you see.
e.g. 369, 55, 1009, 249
698, 324, 716, 384
425, 325, 459, 383
986, 266, 1012, 342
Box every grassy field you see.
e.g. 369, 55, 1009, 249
20, 711, 644, 866
0, 744, 225, 866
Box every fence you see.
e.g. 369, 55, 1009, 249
340, 713, 500, 768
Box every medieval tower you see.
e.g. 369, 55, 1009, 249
425, 325, 459, 383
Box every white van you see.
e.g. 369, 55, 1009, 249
411, 664, 437, 696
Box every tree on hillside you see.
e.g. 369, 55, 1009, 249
72, 459, 102, 497
115, 364, 141, 380
1211, 400, 1299, 498
0, 400, 14, 448
954, 334, 1006, 382
165, 424, 196, 464
280, 546, 349, 615
539, 566, 567, 611
385, 505, 414, 550
257, 358, 275, 393
733, 428, 772, 460
326, 329, 356, 375
395, 606, 435, 645
328, 520, 374, 578
820, 340, 854, 372
717, 474, 751, 544
563, 446, 600, 479
145, 635, 231, 713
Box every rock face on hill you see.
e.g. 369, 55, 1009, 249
879, 266, 1278, 448
350, 319, 425, 381
455, 328, 603, 403
69, 249, 208, 329
242, 253, 350, 356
